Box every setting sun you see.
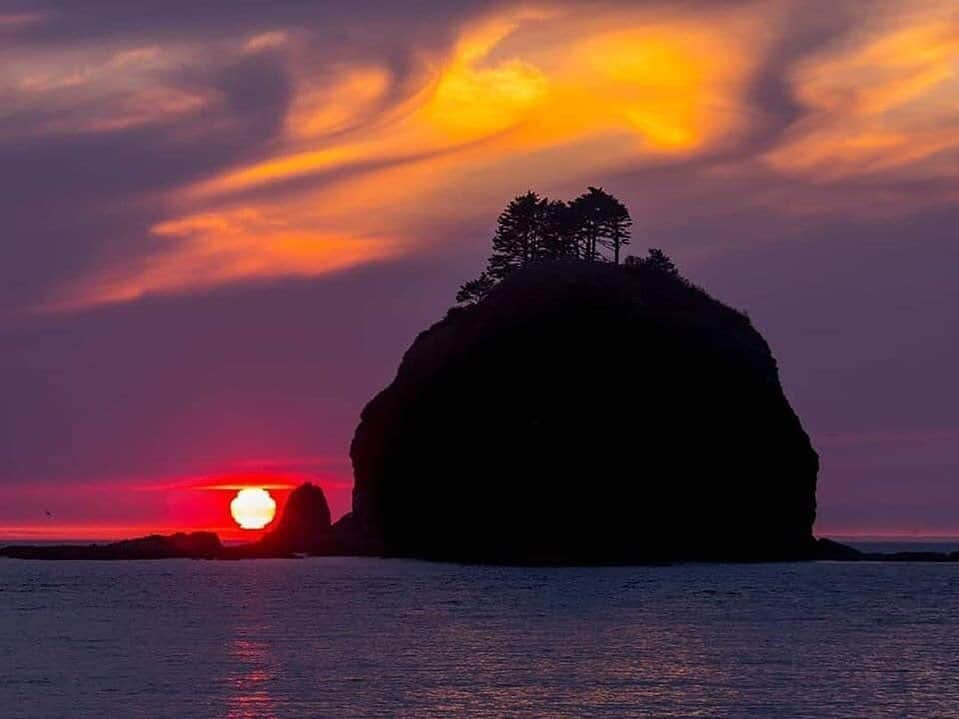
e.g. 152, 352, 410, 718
229, 488, 277, 530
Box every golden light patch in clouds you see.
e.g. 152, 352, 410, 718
766, 5, 959, 180
420, 14, 550, 140
188, 7, 756, 199
559, 24, 752, 153
415, 8, 756, 155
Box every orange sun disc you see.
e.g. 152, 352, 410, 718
230, 488, 277, 530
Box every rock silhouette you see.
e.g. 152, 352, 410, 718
2, 476, 956, 562
350, 259, 820, 563
0, 531, 222, 560
220, 482, 333, 558
255, 482, 332, 553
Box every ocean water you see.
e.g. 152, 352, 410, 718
1, 555, 958, 718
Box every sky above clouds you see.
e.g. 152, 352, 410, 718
1, 0, 958, 538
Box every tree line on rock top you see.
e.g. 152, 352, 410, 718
457, 186, 681, 304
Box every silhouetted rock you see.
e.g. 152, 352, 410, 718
814, 538, 864, 561
259, 482, 332, 553
329, 511, 383, 555
220, 482, 334, 559
0, 531, 222, 560
350, 259, 821, 563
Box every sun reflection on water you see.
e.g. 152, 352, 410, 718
223, 637, 279, 719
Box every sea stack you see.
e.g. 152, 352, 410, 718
350, 259, 819, 563
258, 482, 332, 554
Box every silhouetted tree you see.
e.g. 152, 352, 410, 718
568, 187, 632, 263
456, 271, 495, 305
538, 199, 578, 259
455, 186, 637, 304
643, 248, 679, 276
600, 193, 632, 264
488, 191, 544, 280
569, 187, 607, 261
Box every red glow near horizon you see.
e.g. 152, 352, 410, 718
0, 470, 353, 543
2, 474, 959, 544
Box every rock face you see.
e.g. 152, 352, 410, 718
256, 482, 332, 554
350, 259, 820, 563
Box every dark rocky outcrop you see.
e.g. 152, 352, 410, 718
0, 532, 222, 560
222, 482, 334, 558
814, 538, 866, 561
328, 511, 383, 556
258, 482, 331, 553
350, 259, 821, 563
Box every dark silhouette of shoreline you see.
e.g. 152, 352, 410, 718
3, 523, 957, 562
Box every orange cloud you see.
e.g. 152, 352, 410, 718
191, 4, 759, 194
36, 1, 959, 311
44, 4, 763, 310
51, 208, 398, 309
286, 66, 391, 138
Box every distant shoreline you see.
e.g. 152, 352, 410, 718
4, 536, 959, 564
5, 535, 959, 545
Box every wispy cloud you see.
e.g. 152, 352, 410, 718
766, 1, 959, 180
6, 0, 959, 314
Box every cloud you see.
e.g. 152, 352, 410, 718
2, 43, 212, 136
5, 0, 959, 316
0, 11, 47, 33
765, 1, 959, 181
47, 3, 766, 309
50, 207, 399, 309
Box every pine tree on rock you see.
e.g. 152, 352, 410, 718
539, 199, 578, 259
569, 187, 609, 261
601, 193, 632, 264
488, 191, 544, 281
454, 186, 639, 304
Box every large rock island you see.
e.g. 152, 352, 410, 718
350, 258, 820, 563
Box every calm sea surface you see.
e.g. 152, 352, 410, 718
2, 550, 958, 718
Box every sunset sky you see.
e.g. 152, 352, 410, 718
2, 0, 958, 540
